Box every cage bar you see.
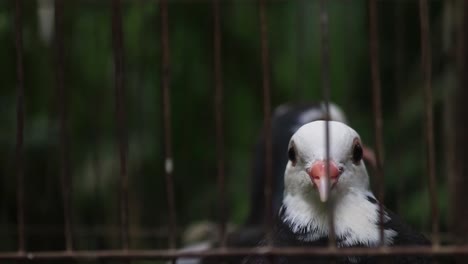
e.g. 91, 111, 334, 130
418, 0, 440, 246
295, 0, 305, 99
258, 0, 273, 245
212, 0, 227, 247
394, 0, 405, 215
110, 0, 130, 250
54, 0, 74, 251
368, 0, 386, 246
318, 0, 337, 248
1, 245, 468, 260
452, 0, 468, 246
14, 0, 25, 253
159, 0, 178, 250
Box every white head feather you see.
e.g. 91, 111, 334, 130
284, 121, 369, 199
281, 121, 396, 247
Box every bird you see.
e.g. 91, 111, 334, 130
178, 103, 377, 264
228, 101, 376, 248
180, 102, 354, 264
242, 120, 430, 264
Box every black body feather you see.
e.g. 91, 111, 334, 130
243, 204, 431, 264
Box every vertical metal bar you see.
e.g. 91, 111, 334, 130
452, 0, 468, 245
14, 0, 25, 253
418, 0, 440, 246
258, 0, 273, 244
368, 0, 385, 246
54, 0, 73, 251
342, 0, 352, 110
111, 0, 130, 250
160, 0, 177, 250
212, 0, 227, 247
446, 0, 458, 240
295, 0, 306, 99
394, 0, 405, 215
319, 0, 336, 248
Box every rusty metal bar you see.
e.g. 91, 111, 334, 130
14, 0, 25, 253
0, 226, 446, 242
212, 0, 227, 247
418, 0, 440, 246
0, 225, 172, 238
342, 0, 352, 106
394, 0, 405, 215
319, 0, 336, 248
54, 0, 73, 251
0, 246, 468, 260
368, 0, 385, 246
258, 0, 273, 244
295, 0, 305, 99
160, 0, 178, 250
451, 0, 468, 245
447, 0, 460, 241
111, 0, 130, 250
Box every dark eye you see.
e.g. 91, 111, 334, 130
352, 143, 363, 164
288, 146, 297, 166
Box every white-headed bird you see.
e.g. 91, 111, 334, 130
243, 121, 430, 264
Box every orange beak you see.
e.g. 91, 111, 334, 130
308, 160, 342, 202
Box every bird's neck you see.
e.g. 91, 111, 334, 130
280, 188, 397, 247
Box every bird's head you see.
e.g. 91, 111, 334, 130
284, 121, 369, 203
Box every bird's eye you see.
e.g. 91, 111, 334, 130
352, 143, 363, 164
288, 146, 297, 166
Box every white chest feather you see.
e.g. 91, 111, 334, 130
281, 190, 397, 247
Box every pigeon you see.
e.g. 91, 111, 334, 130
242, 120, 430, 264
181, 102, 351, 264
181, 103, 377, 264
229, 102, 376, 248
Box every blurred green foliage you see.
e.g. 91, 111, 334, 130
0, 0, 453, 256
